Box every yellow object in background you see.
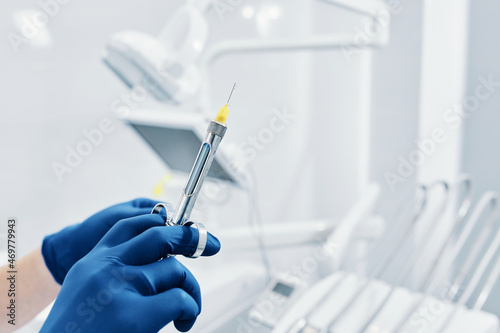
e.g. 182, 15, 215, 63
153, 173, 173, 197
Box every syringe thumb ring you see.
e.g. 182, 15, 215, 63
150, 203, 207, 258
150, 202, 175, 224
183, 221, 207, 259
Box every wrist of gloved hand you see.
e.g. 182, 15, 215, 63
41, 198, 159, 284
41, 214, 221, 333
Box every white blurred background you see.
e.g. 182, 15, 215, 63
1, 0, 500, 331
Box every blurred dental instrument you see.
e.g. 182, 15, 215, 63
171, 83, 236, 225
102, 0, 211, 104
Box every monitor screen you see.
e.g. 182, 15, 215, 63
272, 282, 294, 297
131, 124, 235, 183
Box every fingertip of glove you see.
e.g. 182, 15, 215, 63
202, 233, 221, 256
41, 236, 64, 285
174, 319, 196, 332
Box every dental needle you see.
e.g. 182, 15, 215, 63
226, 83, 237, 104
171, 84, 236, 225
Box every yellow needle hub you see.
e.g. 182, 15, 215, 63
215, 104, 229, 124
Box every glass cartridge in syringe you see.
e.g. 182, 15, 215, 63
171, 84, 235, 225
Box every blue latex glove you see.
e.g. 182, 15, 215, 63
41, 213, 221, 333
42, 198, 159, 284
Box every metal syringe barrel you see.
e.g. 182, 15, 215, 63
171, 120, 227, 225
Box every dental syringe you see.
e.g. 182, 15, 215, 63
171, 84, 236, 225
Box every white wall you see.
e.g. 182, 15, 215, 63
369, 0, 424, 202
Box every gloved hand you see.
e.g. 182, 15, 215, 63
42, 198, 159, 284
41, 213, 221, 333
